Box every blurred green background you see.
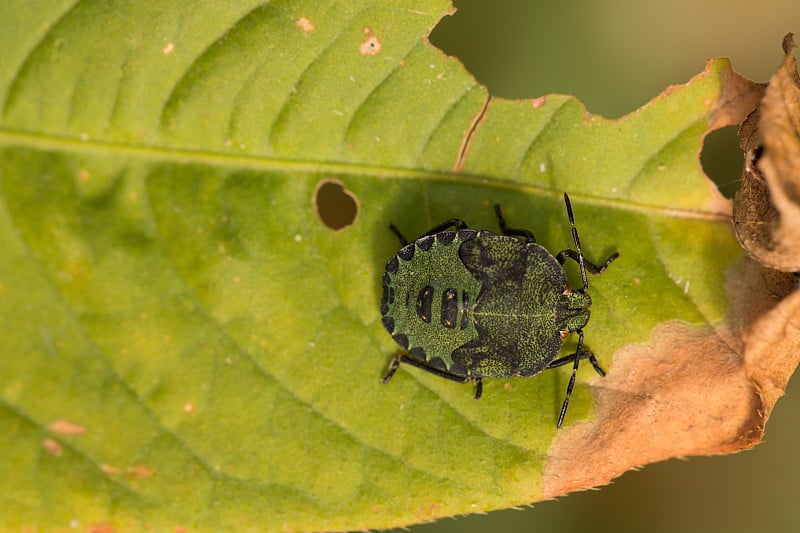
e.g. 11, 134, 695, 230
386, 2, 800, 532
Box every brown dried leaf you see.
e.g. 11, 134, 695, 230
734, 33, 800, 270
545, 257, 800, 497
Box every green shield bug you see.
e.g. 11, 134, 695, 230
380, 193, 618, 427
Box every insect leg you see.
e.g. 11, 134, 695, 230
382, 354, 473, 384
389, 218, 469, 246
420, 219, 469, 237
548, 349, 605, 377
587, 353, 606, 377
381, 354, 402, 383
556, 329, 585, 428
556, 249, 618, 275
382, 355, 483, 399
562, 193, 589, 292
388, 224, 409, 246
493, 204, 536, 242
559, 193, 618, 290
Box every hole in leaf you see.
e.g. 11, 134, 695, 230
314, 179, 359, 230
701, 125, 743, 199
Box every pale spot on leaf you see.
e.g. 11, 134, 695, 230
296, 17, 314, 33
42, 438, 63, 456
101, 464, 120, 476
126, 464, 155, 479
360, 29, 381, 56
50, 420, 86, 436
85, 524, 116, 533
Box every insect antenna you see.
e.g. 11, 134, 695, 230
563, 193, 589, 292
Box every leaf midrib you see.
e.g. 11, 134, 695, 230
0, 127, 730, 221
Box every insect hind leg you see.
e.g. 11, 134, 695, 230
382, 354, 482, 399
388, 218, 469, 246
493, 204, 536, 242
388, 224, 409, 246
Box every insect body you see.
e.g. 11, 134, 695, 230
380, 193, 618, 427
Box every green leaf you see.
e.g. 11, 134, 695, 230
0, 2, 790, 532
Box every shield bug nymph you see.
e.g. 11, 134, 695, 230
380, 193, 618, 427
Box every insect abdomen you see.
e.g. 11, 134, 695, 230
413, 285, 471, 330
381, 230, 482, 372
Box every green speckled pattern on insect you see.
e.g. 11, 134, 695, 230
456, 234, 570, 377
384, 231, 482, 370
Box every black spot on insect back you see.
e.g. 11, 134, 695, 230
460, 291, 470, 330
441, 288, 458, 329
428, 356, 447, 371
386, 256, 399, 274
398, 245, 415, 261
458, 229, 477, 242
415, 286, 434, 323
417, 235, 435, 251
410, 346, 427, 361
392, 333, 409, 350
436, 231, 456, 246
